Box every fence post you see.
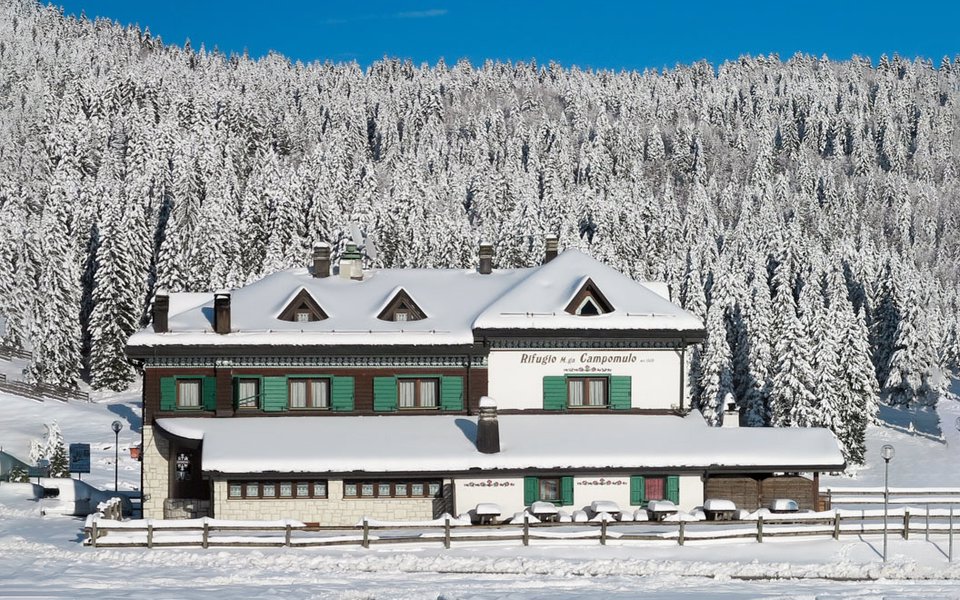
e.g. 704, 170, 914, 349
903, 511, 910, 540
444, 517, 451, 549
925, 505, 930, 542
949, 507, 954, 563
757, 516, 763, 543
362, 519, 369, 548
147, 523, 153, 549
833, 511, 840, 540
522, 515, 529, 547
600, 519, 607, 546
678, 520, 685, 546
285, 523, 292, 547
202, 522, 209, 549
91, 521, 98, 548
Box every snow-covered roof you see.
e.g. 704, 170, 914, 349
155, 413, 845, 475
127, 250, 704, 350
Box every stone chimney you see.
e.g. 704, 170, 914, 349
478, 242, 494, 275
721, 401, 740, 428
152, 291, 169, 333
312, 242, 331, 278
338, 242, 363, 280
213, 291, 231, 334
544, 234, 559, 264
476, 397, 500, 454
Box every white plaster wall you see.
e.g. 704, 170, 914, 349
679, 475, 704, 512
487, 349, 685, 410
453, 477, 524, 516
571, 476, 632, 512
141, 425, 169, 518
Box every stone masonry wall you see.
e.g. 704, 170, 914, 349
141, 425, 170, 518
212, 479, 439, 524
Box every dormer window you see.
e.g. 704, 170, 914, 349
564, 277, 614, 316
378, 289, 426, 322
278, 289, 327, 322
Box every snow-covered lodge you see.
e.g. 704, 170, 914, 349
127, 239, 845, 524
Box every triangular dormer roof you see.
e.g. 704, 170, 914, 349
376, 288, 427, 322
277, 288, 328, 322
564, 277, 614, 316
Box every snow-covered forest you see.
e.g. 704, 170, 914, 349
1, 1, 958, 462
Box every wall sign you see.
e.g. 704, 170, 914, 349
68, 443, 90, 474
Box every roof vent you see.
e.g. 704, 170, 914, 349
478, 242, 494, 275
476, 397, 500, 454
338, 243, 363, 281
312, 242, 331, 278
544, 234, 559, 264
214, 291, 231, 334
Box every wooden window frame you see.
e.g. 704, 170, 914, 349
229, 480, 328, 500
643, 476, 667, 502
538, 477, 561, 502
288, 376, 331, 410
342, 479, 442, 499
377, 289, 426, 322
564, 277, 614, 316
277, 288, 328, 322
176, 378, 203, 410
396, 376, 440, 409
566, 376, 609, 408
235, 377, 261, 410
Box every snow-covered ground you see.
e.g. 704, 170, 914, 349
1, 365, 960, 598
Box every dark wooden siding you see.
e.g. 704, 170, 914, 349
760, 475, 816, 510
705, 475, 760, 509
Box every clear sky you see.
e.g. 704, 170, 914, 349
51, 1, 960, 71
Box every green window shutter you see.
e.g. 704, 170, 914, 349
202, 377, 217, 411
330, 376, 355, 412
666, 475, 680, 504
542, 376, 566, 411
629, 476, 645, 506
373, 376, 398, 412
440, 376, 464, 411
560, 476, 574, 506
160, 377, 176, 411
262, 376, 289, 412
523, 476, 539, 505
609, 376, 631, 410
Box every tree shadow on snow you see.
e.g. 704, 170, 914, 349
876, 403, 942, 441
107, 403, 142, 434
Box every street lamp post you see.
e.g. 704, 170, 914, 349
111, 420, 123, 493
881, 444, 895, 562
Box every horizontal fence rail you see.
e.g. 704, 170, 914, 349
824, 487, 960, 506
0, 376, 89, 402
83, 507, 959, 559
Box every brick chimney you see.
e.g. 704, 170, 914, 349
478, 242, 494, 275
544, 234, 559, 264
312, 242, 331, 278
476, 397, 500, 454
213, 291, 231, 334
152, 291, 169, 333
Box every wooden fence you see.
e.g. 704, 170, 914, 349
0, 345, 32, 361
0, 374, 89, 402
84, 509, 958, 557
823, 487, 960, 506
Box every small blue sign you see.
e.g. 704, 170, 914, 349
69, 443, 90, 474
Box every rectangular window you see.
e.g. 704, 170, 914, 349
397, 378, 440, 409
177, 380, 201, 408
645, 477, 666, 501
393, 311, 408, 322
539, 478, 561, 502
230, 480, 328, 500
237, 379, 259, 410
343, 480, 442, 499
289, 378, 330, 409
295, 311, 311, 323
567, 377, 607, 407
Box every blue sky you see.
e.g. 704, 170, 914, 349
52, 1, 960, 71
